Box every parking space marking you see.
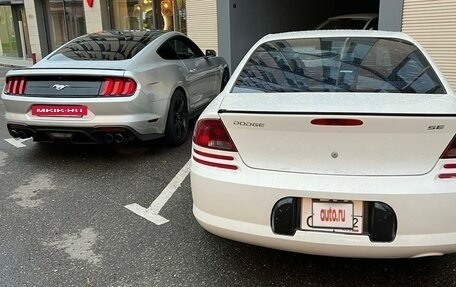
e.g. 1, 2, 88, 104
125, 159, 191, 225
5, 137, 31, 148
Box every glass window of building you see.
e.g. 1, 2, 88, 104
0, 4, 31, 58
109, 0, 186, 34
0, 5, 18, 57
44, 0, 87, 50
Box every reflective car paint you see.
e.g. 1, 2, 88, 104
191, 30, 456, 258
1, 31, 229, 144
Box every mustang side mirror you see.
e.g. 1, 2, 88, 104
205, 49, 217, 57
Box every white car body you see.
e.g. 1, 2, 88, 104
190, 30, 456, 258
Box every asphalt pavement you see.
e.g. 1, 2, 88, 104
0, 67, 455, 287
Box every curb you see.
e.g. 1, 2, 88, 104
0, 64, 29, 68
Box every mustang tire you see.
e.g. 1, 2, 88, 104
165, 90, 189, 146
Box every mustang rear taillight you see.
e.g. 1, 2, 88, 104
193, 119, 238, 170
99, 78, 137, 97
441, 135, 456, 159
193, 119, 237, 151
5, 77, 26, 95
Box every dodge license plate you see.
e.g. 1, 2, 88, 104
301, 198, 363, 234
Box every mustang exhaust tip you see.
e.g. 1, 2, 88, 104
10, 130, 19, 138
18, 130, 28, 139
104, 133, 114, 144
114, 133, 125, 144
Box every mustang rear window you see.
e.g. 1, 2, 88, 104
49, 31, 166, 61
233, 37, 446, 94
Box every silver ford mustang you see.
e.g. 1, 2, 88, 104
1, 30, 229, 145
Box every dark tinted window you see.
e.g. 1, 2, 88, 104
49, 31, 167, 61
233, 37, 446, 94
157, 37, 204, 60
157, 42, 179, 60
168, 37, 204, 59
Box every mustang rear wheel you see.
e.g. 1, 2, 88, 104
165, 90, 189, 146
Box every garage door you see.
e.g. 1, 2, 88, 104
186, 0, 218, 53
402, 0, 456, 91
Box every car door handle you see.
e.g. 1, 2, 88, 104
189, 68, 197, 73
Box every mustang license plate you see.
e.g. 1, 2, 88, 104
31, 105, 88, 117
301, 198, 363, 234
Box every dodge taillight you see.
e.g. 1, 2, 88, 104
439, 135, 456, 179
193, 119, 238, 170
193, 119, 237, 151
5, 77, 26, 95
441, 135, 456, 159
99, 77, 137, 97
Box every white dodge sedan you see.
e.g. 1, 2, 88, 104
190, 30, 456, 258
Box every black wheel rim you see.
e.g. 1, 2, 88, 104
173, 97, 188, 140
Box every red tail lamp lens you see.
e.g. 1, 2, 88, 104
441, 135, 456, 159
122, 79, 136, 95
100, 78, 137, 97
311, 118, 363, 126
193, 119, 237, 151
438, 173, 456, 179
5, 77, 26, 95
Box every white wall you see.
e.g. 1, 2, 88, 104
402, 0, 456, 90
84, 0, 103, 33
24, 0, 41, 59
187, 0, 218, 53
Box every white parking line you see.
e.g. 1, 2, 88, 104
125, 159, 191, 225
5, 138, 32, 148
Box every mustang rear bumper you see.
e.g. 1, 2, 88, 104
7, 124, 162, 144
2, 92, 169, 143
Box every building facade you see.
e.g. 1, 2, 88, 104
402, 0, 456, 90
0, 0, 454, 89
0, 0, 30, 58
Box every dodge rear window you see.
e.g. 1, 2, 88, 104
49, 31, 166, 61
233, 37, 446, 94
